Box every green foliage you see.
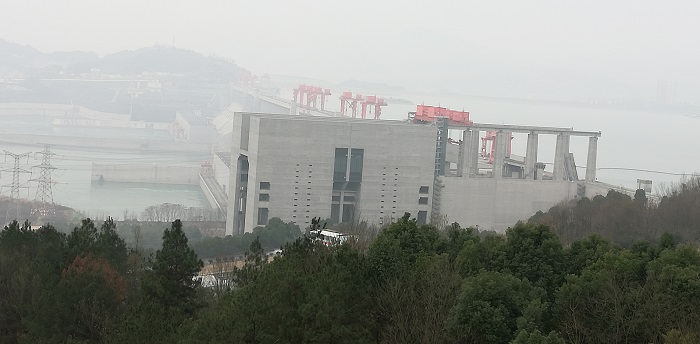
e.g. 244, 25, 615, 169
4, 205, 700, 343
145, 219, 203, 315
456, 233, 506, 277
504, 223, 565, 296
448, 271, 548, 344
183, 235, 376, 343
530, 179, 700, 246
375, 254, 462, 344
510, 329, 565, 344
368, 212, 441, 280
231, 236, 267, 287
191, 217, 301, 259
563, 234, 612, 276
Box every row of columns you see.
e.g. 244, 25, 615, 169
459, 129, 599, 182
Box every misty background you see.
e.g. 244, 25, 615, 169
0, 0, 699, 216
2, 0, 699, 102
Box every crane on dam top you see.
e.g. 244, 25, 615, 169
339, 92, 387, 119
293, 85, 331, 111
408, 104, 514, 164
410, 105, 472, 126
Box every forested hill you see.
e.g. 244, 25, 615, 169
2, 178, 700, 342
3, 210, 700, 342
529, 177, 700, 246
0, 39, 249, 81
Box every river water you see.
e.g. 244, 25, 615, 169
0, 116, 209, 219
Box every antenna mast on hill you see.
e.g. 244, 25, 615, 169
2, 150, 31, 225
30, 146, 57, 219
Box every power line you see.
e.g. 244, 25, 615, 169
596, 167, 694, 176
573, 165, 696, 177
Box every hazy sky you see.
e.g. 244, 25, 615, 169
2, 0, 699, 100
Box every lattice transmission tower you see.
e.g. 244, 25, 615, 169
2, 150, 31, 225
30, 146, 57, 219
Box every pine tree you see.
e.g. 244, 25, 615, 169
147, 219, 203, 314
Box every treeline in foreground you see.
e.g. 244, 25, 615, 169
2, 213, 700, 344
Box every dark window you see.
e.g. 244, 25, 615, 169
259, 182, 270, 190
334, 148, 348, 182
419, 186, 430, 194
417, 211, 428, 225
342, 204, 355, 223
331, 204, 340, 223
349, 148, 364, 182
257, 208, 269, 225
259, 193, 270, 202
419, 197, 429, 205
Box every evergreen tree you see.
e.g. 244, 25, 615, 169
146, 219, 203, 314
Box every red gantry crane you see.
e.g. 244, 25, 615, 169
410, 104, 512, 163
361, 95, 387, 119
339, 92, 388, 119
340, 91, 364, 118
293, 85, 331, 111
410, 105, 472, 126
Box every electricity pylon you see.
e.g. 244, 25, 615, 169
30, 146, 57, 219
2, 150, 31, 225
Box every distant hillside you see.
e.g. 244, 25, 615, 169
0, 40, 249, 83
0, 40, 251, 121
67, 46, 249, 82
0, 39, 98, 72
337, 79, 406, 93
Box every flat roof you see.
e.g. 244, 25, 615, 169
234, 112, 601, 136
467, 123, 601, 137
238, 112, 433, 128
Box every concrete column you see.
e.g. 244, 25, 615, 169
585, 136, 598, 182
535, 162, 546, 180
493, 131, 508, 178
225, 114, 244, 236
470, 130, 480, 176
460, 129, 479, 177
289, 99, 297, 116
458, 130, 469, 177
506, 132, 512, 158
524, 132, 538, 179
553, 133, 570, 181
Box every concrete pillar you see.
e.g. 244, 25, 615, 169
535, 162, 546, 180
493, 131, 508, 178
460, 129, 479, 177
585, 136, 598, 182
553, 133, 570, 181
506, 132, 513, 158
289, 99, 297, 116
470, 129, 480, 176
524, 132, 538, 179
458, 130, 469, 177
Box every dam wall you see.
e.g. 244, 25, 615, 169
0, 103, 129, 120
92, 163, 201, 185
0, 133, 212, 153
441, 178, 602, 232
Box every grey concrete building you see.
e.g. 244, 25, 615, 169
437, 124, 602, 231
224, 113, 437, 235
207, 110, 612, 234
